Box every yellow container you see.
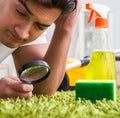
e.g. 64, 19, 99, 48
66, 58, 88, 86
86, 51, 116, 80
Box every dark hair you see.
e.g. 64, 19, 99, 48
35, 0, 76, 15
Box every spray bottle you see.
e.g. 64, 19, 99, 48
85, 3, 116, 80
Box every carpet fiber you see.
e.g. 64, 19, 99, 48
0, 91, 120, 118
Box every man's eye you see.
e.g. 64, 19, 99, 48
16, 9, 27, 17
36, 23, 44, 30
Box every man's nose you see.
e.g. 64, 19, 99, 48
14, 22, 31, 40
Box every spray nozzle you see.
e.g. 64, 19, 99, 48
86, 3, 110, 28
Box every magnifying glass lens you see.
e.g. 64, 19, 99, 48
19, 60, 50, 84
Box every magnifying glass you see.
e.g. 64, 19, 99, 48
18, 60, 50, 84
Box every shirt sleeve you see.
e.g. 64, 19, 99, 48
22, 31, 48, 46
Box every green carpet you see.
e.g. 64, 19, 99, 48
0, 91, 120, 118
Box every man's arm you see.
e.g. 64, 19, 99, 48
12, 37, 69, 95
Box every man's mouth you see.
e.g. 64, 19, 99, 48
7, 29, 25, 43
7, 29, 18, 40
2, 29, 24, 48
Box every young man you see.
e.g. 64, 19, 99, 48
0, 0, 80, 99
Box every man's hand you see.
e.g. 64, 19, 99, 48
54, 0, 81, 34
0, 76, 33, 99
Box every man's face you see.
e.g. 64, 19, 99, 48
0, 0, 61, 48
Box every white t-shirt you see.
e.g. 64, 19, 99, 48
0, 32, 47, 63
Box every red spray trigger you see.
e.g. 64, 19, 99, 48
86, 3, 109, 28
86, 3, 101, 23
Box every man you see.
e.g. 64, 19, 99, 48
0, 0, 80, 99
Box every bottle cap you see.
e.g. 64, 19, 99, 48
95, 18, 108, 28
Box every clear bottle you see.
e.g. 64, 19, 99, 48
85, 3, 116, 80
